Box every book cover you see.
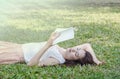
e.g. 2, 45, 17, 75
53, 27, 74, 44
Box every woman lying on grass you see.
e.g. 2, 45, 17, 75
0, 32, 104, 66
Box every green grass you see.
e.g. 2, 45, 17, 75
0, 0, 120, 79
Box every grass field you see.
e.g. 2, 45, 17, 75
0, 0, 120, 79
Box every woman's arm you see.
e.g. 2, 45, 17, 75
76, 43, 103, 65
27, 43, 50, 66
38, 58, 60, 66
27, 32, 60, 66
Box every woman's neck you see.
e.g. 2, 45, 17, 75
56, 45, 67, 59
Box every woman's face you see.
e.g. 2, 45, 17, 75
65, 47, 86, 60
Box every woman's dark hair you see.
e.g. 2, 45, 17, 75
64, 50, 95, 66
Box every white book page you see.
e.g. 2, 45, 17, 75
53, 27, 74, 44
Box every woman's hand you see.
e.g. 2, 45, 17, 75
47, 32, 60, 46
97, 61, 105, 65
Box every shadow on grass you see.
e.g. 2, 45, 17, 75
49, 0, 120, 13
50, 0, 120, 8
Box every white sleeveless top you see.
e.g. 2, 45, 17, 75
22, 42, 65, 64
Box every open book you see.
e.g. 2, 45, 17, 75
53, 27, 74, 44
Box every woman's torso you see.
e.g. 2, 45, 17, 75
22, 42, 65, 64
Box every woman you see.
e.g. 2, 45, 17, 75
0, 32, 104, 66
